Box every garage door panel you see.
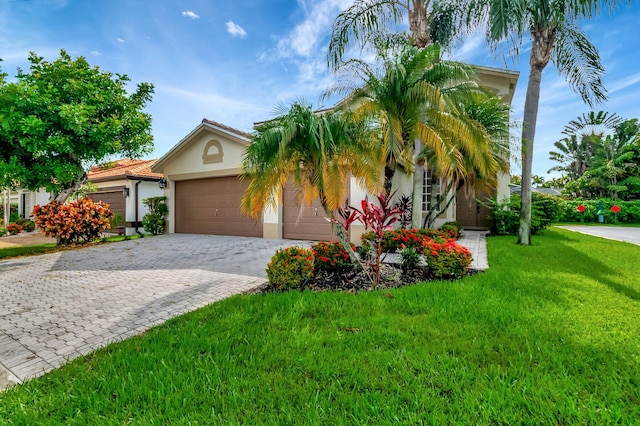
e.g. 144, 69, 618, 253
283, 184, 343, 241
175, 176, 262, 237
86, 190, 126, 218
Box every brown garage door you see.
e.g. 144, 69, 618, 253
86, 188, 126, 218
283, 183, 348, 241
175, 176, 262, 237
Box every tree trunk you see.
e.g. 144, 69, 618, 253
320, 198, 363, 271
384, 158, 397, 195
52, 173, 88, 203
519, 29, 554, 245
408, 0, 430, 48
411, 138, 423, 228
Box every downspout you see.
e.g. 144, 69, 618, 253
135, 180, 143, 235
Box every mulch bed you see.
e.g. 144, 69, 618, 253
246, 264, 480, 294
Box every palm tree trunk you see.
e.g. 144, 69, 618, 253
408, 0, 430, 48
411, 139, 423, 229
321, 200, 363, 271
519, 66, 544, 245
384, 158, 397, 195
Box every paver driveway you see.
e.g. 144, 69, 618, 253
0, 234, 299, 391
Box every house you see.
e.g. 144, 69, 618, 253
86, 159, 165, 236
152, 66, 518, 241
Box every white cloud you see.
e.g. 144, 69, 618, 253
182, 11, 200, 20
276, 0, 352, 58
226, 21, 247, 38
608, 72, 640, 94
90, 50, 102, 56
116, 37, 125, 43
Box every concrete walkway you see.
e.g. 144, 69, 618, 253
556, 225, 640, 246
0, 232, 489, 392
457, 230, 489, 271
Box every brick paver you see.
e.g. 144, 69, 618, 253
0, 232, 488, 392
0, 235, 298, 391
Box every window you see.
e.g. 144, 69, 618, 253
422, 169, 441, 213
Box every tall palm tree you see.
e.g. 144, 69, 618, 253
450, 0, 625, 244
330, 43, 499, 228
241, 101, 383, 254
548, 134, 597, 180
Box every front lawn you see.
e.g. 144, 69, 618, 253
0, 234, 147, 260
1, 228, 638, 424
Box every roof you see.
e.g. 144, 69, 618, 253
510, 184, 563, 197
201, 119, 253, 139
88, 159, 164, 182
152, 119, 252, 173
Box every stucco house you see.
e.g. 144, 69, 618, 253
152, 66, 518, 242
86, 159, 165, 236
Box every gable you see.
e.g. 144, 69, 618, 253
152, 121, 251, 178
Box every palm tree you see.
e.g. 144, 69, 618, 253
329, 43, 500, 228
450, 0, 625, 244
420, 94, 511, 227
241, 101, 383, 256
548, 134, 597, 180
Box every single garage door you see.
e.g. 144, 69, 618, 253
175, 176, 263, 237
282, 183, 348, 241
86, 188, 126, 219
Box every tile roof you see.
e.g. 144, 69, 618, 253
88, 159, 163, 181
201, 118, 252, 139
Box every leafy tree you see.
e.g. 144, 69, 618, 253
330, 43, 506, 228
0, 49, 154, 202
446, 0, 628, 245
549, 111, 622, 180
566, 119, 640, 199
241, 101, 383, 261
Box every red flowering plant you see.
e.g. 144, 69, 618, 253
311, 241, 355, 272
334, 191, 402, 285
32, 198, 113, 245
266, 246, 314, 291
422, 239, 472, 280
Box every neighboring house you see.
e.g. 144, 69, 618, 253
510, 184, 563, 197
8, 188, 50, 220
87, 159, 165, 236
152, 66, 518, 241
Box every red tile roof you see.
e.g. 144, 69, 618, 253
88, 159, 163, 181
201, 118, 252, 139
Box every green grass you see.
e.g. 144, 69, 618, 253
1, 228, 639, 424
0, 243, 58, 259
0, 234, 147, 260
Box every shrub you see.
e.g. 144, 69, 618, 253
399, 246, 423, 271
311, 241, 355, 272
266, 246, 314, 291
6, 223, 22, 235
361, 228, 452, 253
439, 221, 461, 239
32, 198, 113, 244
422, 239, 472, 280
142, 196, 168, 235
556, 199, 640, 223
15, 218, 35, 232
484, 193, 559, 236
0, 227, 6, 237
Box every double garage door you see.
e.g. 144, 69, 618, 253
174, 176, 343, 241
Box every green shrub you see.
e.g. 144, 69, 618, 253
142, 196, 168, 235
422, 239, 472, 279
311, 241, 354, 272
399, 246, 423, 270
0, 227, 6, 237
15, 218, 35, 232
556, 199, 640, 223
439, 221, 461, 239
485, 193, 560, 235
266, 246, 314, 291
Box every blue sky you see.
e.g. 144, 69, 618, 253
1, 0, 639, 180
